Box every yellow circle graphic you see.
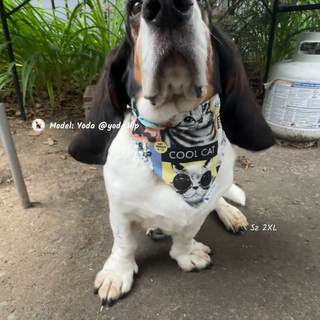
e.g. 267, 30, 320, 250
154, 141, 168, 153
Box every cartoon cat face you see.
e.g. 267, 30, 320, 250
169, 101, 214, 130
171, 158, 213, 207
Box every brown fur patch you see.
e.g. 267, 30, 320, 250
130, 18, 140, 42
202, 10, 209, 26
199, 27, 214, 104
130, 14, 142, 86
134, 36, 142, 86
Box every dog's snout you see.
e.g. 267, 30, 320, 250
143, 0, 162, 22
173, 0, 194, 12
142, 0, 194, 29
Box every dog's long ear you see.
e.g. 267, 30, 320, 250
210, 26, 275, 151
68, 39, 132, 165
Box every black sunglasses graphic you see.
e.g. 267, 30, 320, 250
172, 171, 212, 194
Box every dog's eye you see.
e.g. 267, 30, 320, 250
131, 1, 142, 16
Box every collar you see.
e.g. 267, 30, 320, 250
131, 98, 162, 127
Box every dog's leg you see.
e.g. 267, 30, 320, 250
169, 226, 213, 272
223, 183, 246, 206
215, 196, 249, 233
94, 213, 138, 307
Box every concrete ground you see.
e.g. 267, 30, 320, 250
0, 121, 320, 320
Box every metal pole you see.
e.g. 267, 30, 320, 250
0, 0, 26, 120
5, 0, 32, 18
51, 0, 56, 16
260, 0, 272, 17
279, 3, 320, 13
263, 0, 279, 85
262, 0, 279, 104
0, 102, 31, 209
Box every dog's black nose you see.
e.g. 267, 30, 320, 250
142, 0, 194, 29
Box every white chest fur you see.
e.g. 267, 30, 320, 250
103, 111, 236, 235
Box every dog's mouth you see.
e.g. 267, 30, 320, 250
142, 35, 206, 105
167, 51, 203, 93
159, 48, 201, 81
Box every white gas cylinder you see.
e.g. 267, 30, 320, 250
262, 32, 320, 142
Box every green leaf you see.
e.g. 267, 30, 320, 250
46, 80, 55, 113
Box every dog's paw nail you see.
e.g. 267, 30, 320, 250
206, 262, 213, 269
93, 287, 99, 295
120, 292, 128, 300
208, 250, 214, 256
191, 267, 199, 273
101, 298, 107, 306
239, 226, 247, 232
107, 298, 114, 307
119, 291, 129, 299
133, 271, 139, 278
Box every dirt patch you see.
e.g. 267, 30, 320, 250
1, 116, 320, 320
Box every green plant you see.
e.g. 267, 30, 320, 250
214, 0, 320, 79
0, 0, 125, 112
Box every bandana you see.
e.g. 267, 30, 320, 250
130, 95, 227, 208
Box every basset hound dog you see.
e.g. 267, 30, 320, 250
68, 0, 275, 307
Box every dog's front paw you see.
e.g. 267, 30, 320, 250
170, 239, 213, 272
216, 203, 249, 233
94, 254, 138, 307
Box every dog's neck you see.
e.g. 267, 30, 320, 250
131, 98, 163, 128
133, 88, 216, 126
131, 92, 216, 128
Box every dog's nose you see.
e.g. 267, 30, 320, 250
142, 0, 194, 29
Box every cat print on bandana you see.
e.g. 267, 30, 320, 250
130, 95, 226, 208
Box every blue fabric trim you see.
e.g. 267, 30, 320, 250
131, 98, 161, 127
